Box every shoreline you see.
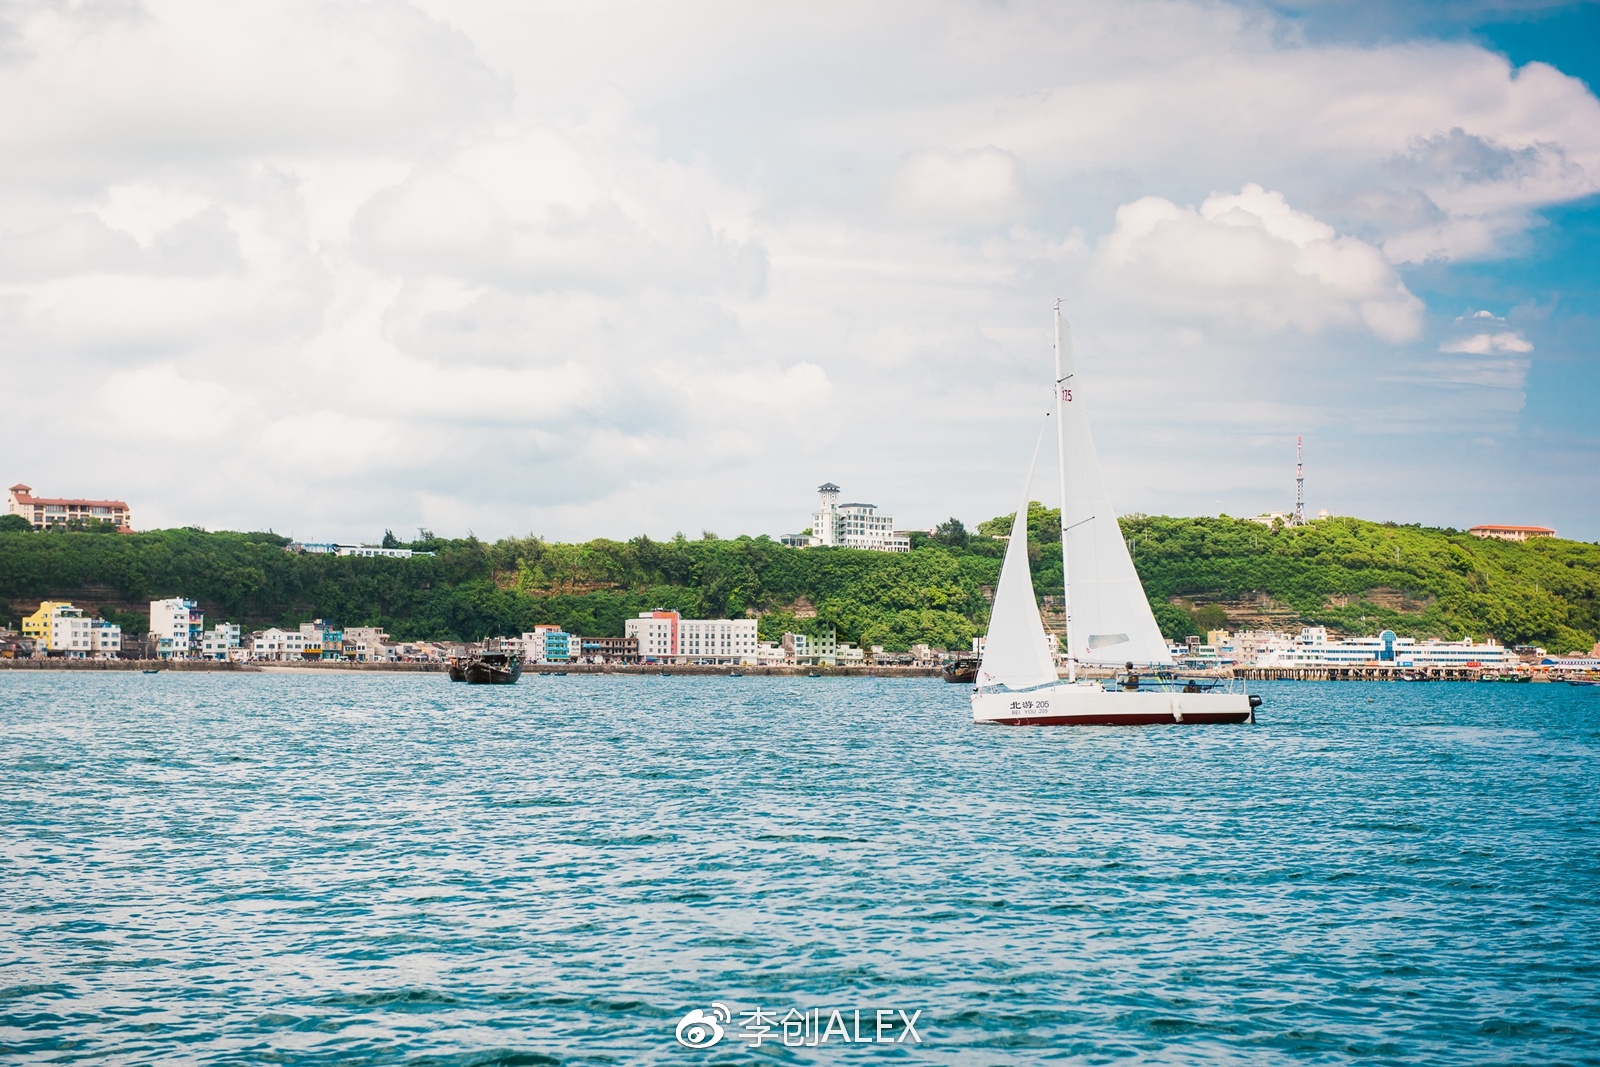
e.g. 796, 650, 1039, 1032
0, 658, 943, 678
0, 660, 1566, 682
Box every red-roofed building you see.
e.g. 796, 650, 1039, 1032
7, 484, 133, 532
1469, 524, 1555, 543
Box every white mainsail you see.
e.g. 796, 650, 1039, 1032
976, 448, 1059, 691
1056, 315, 1174, 667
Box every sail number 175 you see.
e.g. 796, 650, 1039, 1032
1060, 387, 1073, 402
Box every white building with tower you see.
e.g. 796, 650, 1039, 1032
783, 483, 910, 553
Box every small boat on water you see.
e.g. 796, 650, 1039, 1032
729, 670, 743, 677
971, 305, 1258, 727
942, 658, 978, 684
141, 668, 160, 675
447, 650, 524, 685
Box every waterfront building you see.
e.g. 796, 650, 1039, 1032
754, 642, 788, 666
7, 484, 132, 531
21, 601, 73, 642
89, 619, 122, 658
23, 602, 121, 658
150, 598, 203, 660
200, 624, 242, 660
342, 626, 391, 662
625, 610, 758, 663
1253, 627, 1512, 669
522, 625, 572, 663
299, 620, 343, 660
1543, 643, 1600, 672
46, 605, 91, 657
247, 628, 307, 661
782, 628, 838, 665
1469, 524, 1555, 542
575, 635, 640, 664
786, 483, 911, 553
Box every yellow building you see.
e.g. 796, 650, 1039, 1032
21, 601, 73, 640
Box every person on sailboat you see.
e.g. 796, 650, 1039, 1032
1122, 661, 1139, 691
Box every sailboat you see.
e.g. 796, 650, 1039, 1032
971, 305, 1260, 727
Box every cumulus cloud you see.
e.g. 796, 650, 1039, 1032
1439, 331, 1534, 354
0, 0, 1595, 538
1095, 184, 1424, 342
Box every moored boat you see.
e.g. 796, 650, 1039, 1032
447, 650, 524, 684
942, 658, 978, 683
971, 305, 1257, 727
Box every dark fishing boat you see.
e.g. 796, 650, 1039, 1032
942, 657, 978, 683
447, 650, 524, 684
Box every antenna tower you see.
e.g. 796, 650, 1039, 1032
1294, 435, 1304, 526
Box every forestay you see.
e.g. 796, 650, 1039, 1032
1057, 316, 1174, 667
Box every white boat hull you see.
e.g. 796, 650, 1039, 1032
972, 683, 1256, 726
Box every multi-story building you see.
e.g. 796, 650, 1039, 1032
785, 483, 911, 552
626, 610, 758, 663
299, 620, 343, 660
7, 484, 132, 531
1469, 524, 1556, 542
522, 625, 571, 663
21, 601, 73, 642
626, 611, 678, 661
782, 628, 838, 665
48, 605, 92, 657
342, 626, 391, 662
200, 623, 242, 660
247, 628, 308, 661
575, 636, 639, 664
89, 619, 122, 658
21, 602, 121, 658
150, 598, 204, 659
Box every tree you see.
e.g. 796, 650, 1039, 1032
933, 517, 969, 548
381, 529, 400, 549
0, 514, 32, 533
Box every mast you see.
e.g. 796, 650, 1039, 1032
1053, 301, 1074, 683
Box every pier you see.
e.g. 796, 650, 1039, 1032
1232, 665, 1529, 682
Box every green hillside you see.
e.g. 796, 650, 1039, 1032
0, 513, 1595, 652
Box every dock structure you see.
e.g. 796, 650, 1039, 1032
1233, 665, 1523, 682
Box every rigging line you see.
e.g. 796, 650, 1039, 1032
1064, 515, 1095, 532
1019, 410, 1052, 501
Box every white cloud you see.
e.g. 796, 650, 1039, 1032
1094, 184, 1424, 342
893, 148, 1024, 223
1439, 331, 1534, 354
0, 0, 1595, 539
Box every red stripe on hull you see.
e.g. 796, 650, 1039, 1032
986, 711, 1253, 726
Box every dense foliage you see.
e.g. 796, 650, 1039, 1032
0, 513, 1594, 652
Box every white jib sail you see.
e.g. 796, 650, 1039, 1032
1057, 316, 1174, 667
977, 433, 1060, 691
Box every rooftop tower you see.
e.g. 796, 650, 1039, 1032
1293, 436, 1304, 527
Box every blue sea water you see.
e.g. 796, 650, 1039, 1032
0, 672, 1596, 1065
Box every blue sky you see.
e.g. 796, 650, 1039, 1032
0, 0, 1596, 541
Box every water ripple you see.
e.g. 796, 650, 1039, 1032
1, 672, 1596, 1064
